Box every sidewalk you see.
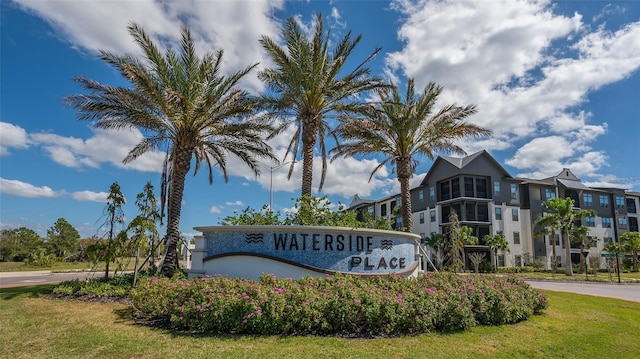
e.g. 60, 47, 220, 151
0, 270, 52, 278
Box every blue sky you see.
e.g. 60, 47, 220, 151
1, 0, 639, 239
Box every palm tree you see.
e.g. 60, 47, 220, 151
331, 78, 491, 231
620, 231, 640, 272
545, 197, 594, 276
570, 225, 597, 273
446, 212, 478, 272
258, 13, 385, 196
484, 232, 509, 272
535, 212, 560, 276
65, 24, 275, 277
424, 232, 446, 269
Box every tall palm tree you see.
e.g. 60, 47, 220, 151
258, 13, 385, 196
65, 24, 275, 277
484, 232, 509, 272
331, 78, 491, 231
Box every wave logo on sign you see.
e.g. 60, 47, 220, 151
245, 233, 264, 244
381, 239, 393, 250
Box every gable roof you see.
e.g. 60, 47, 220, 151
420, 150, 512, 186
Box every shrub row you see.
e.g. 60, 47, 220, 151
130, 273, 547, 336
52, 273, 135, 298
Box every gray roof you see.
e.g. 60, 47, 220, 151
557, 178, 591, 190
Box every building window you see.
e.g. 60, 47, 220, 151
554, 234, 560, 246
440, 182, 450, 201
419, 212, 425, 224
615, 196, 625, 207
515, 255, 522, 267
381, 203, 387, 217
464, 177, 474, 197
466, 204, 476, 221
544, 189, 556, 200
498, 254, 505, 267
618, 218, 627, 229
630, 217, 639, 232
627, 198, 637, 213
513, 231, 520, 245
478, 203, 489, 221
599, 195, 609, 207
585, 217, 595, 227
510, 184, 517, 199
495, 207, 502, 220
452, 178, 461, 198
367, 206, 374, 214
476, 178, 487, 198
494, 181, 501, 196
604, 237, 613, 244
430, 210, 436, 222
583, 193, 593, 207
419, 190, 424, 203
429, 186, 435, 201
420, 233, 425, 240
602, 217, 611, 228
512, 209, 519, 222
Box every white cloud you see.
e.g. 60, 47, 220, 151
14, 0, 285, 93
30, 127, 165, 172
0, 122, 29, 155
387, 0, 640, 189
0, 178, 62, 198
71, 190, 109, 203
209, 206, 223, 214
225, 200, 244, 206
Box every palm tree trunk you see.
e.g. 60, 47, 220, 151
301, 119, 316, 197
563, 231, 573, 276
397, 159, 412, 232
551, 229, 557, 277
160, 146, 192, 277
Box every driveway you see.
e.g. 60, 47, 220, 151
526, 280, 640, 303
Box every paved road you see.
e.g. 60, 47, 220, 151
527, 280, 640, 303
0, 271, 111, 288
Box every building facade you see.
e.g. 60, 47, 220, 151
349, 150, 640, 270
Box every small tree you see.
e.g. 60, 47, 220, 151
127, 182, 162, 276
0, 227, 44, 262
424, 233, 446, 269
447, 212, 477, 272
101, 182, 126, 279
484, 233, 509, 272
46, 218, 80, 259
620, 231, 640, 272
468, 252, 486, 273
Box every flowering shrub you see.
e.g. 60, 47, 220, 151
130, 273, 547, 336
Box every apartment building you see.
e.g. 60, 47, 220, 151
348, 150, 640, 270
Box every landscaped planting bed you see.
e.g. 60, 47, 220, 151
130, 273, 547, 336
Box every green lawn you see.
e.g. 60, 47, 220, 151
1, 285, 638, 358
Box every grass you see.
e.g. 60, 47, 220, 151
1, 285, 638, 358
509, 271, 640, 283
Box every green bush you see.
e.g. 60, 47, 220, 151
52, 273, 137, 298
130, 273, 547, 336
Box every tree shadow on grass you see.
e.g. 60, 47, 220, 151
0, 284, 55, 300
